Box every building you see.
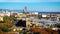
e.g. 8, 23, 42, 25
0, 11, 10, 16
24, 6, 28, 12
23, 6, 29, 14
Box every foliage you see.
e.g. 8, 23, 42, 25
0, 22, 14, 32
10, 16, 17, 21
3, 16, 10, 23
33, 32, 40, 34
3, 16, 17, 23
0, 16, 17, 32
0, 26, 10, 32
4, 22, 14, 28
16, 20, 26, 27
19, 30, 27, 34
55, 23, 60, 27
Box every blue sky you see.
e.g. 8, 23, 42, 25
0, 0, 60, 2
0, 0, 60, 12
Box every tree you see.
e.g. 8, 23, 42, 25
16, 20, 26, 27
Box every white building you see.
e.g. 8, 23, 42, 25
0, 11, 10, 16
32, 12, 38, 15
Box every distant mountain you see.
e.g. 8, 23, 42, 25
0, 9, 23, 13
0, 9, 60, 14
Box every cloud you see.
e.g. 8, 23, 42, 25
0, 0, 60, 2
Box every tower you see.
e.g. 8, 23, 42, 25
23, 6, 28, 14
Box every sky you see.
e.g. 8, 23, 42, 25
0, 0, 60, 2
0, 0, 60, 12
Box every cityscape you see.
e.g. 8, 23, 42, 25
0, 7, 60, 34
0, 0, 60, 34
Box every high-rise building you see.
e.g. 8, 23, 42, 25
24, 6, 28, 12
23, 6, 29, 14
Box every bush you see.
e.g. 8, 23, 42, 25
0, 26, 10, 32
55, 23, 60, 28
